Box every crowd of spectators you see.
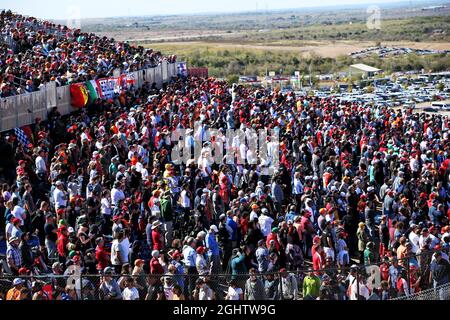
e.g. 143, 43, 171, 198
0, 74, 449, 300
0, 9, 176, 98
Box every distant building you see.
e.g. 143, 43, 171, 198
349, 63, 382, 78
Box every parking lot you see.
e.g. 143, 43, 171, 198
306, 72, 450, 115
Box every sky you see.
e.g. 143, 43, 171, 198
2, 0, 419, 19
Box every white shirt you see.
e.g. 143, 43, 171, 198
249, 210, 258, 222
53, 188, 67, 209
408, 232, 420, 254
180, 190, 190, 208
111, 239, 124, 265
227, 286, 243, 300
111, 188, 125, 206
351, 281, 370, 300
35, 156, 46, 174
196, 255, 209, 275
120, 237, 130, 264
5, 222, 13, 239
122, 287, 139, 300
199, 157, 212, 177
101, 198, 111, 216
293, 178, 304, 195
12, 205, 26, 226
258, 214, 274, 237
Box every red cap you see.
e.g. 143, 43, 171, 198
12, 218, 21, 224
196, 246, 205, 254
18, 267, 28, 275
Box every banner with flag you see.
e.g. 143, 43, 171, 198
95, 77, 122, 100
86, 80, 100, 101
123, 73, 136, 89
70, 72, 139, 106
14, 127, 31, 150
70, 83, 89, 108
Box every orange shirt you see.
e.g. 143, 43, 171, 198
6, 287, 21, 300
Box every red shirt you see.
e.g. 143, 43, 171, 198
150, 257, 164, 275
57, 234, 68, 257
266, 232, 280, 251
380, 263, 389, 281
312, 251, 323, 276
152, 229, 164, 251
95, 245, 110, 271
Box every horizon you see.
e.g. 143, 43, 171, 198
3, 0, 447, 20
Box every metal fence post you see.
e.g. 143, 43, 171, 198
356, 267, 360, 300
406, 256, 411, 296
279, 272, 283, 300
80, 273, 83, 301
15, 96, 19, 129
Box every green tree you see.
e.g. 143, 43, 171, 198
226, 74, 239, 85
436, 82, 445, 91
366, 85, 375, 93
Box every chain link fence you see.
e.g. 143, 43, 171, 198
0, 249, 448, 300
391, 283, 450, 300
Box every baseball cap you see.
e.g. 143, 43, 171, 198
104, 267, 115, 274
151, 250, 160, 258
210, 225, 218, 233
170, 250, 181, 259
134, 259, 145, 266
196, 246, 206, 254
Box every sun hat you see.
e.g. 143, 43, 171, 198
152, 220, 162, 229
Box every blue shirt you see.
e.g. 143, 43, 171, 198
285, 211, 297, 223
428, 206, 441, 226
227, 217, 238, 241
171, 260, 185, 288
206, 233, 220, 256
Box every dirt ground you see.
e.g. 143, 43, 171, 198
147, 40, 450, 58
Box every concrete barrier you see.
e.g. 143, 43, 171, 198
0, 63, 177, 132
